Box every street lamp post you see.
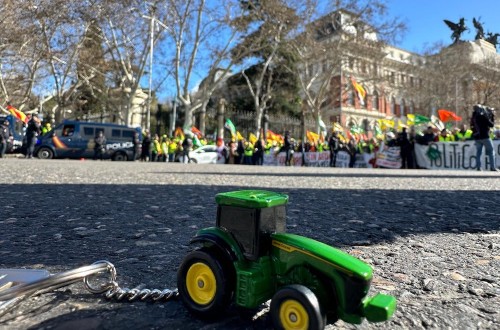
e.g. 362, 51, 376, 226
146, 7, 156, 132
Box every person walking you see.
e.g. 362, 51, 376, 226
25, 113, 41, 159
181, 136, 193, 163
141, 131, 152, 162
283, 131, 292, 166
93, 131, 107, 160
397, 127, 414, 169
471, 104, 498, 171
0, 119, 10, 158
132, 131, 140, 161
328, 131, 339, 167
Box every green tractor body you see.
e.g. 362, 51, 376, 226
177, 190, 396, 328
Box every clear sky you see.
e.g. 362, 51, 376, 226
386, 0, 500, 53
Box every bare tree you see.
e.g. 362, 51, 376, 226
159, 0, 249, 135
409, 40, 500, 121
231, 0, 303, 138
286, 0, 405, 138
0, 0, 51, 113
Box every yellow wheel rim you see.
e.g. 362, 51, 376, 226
279, 299, 309, 330
186, 262, 216, 305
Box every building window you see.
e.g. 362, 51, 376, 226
348, 90, 354, 106
400, 99, 406, 116
360, 61, 367, 74
373, 91, 379, 111
390, 97, 396, 115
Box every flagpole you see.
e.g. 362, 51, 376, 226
339, 60, 342, 128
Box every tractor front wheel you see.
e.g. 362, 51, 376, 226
177, 249, 233, 318
270, 285, 325, 330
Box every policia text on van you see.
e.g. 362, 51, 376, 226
35, 121, 141, 161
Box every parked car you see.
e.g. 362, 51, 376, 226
188, 145, 227, 164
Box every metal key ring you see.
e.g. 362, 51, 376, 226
83, 260, 117, 294
0, 261, 114, 301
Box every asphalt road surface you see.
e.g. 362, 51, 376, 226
0, 159, 499, 330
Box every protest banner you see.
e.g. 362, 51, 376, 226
415, 141, 500, 170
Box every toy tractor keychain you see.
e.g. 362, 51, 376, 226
0, 190, 396, 330
177, 190, 396, 329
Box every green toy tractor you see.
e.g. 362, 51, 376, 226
177, 190, 396, 329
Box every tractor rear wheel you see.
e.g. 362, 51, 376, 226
177, 249, 233, 318
270, 284, 325, 330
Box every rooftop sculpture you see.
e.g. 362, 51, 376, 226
443, 18, 468, 44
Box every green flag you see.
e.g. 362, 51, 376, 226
224, 118, 236, 137
414, 114, 431, 125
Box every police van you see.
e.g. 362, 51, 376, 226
35, 120, 141, 161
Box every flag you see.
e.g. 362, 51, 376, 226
174, 127, 185, 140
318, 118, 327, 132
266, 130, 283, 143
397, 120, 407, 131
408, 114, 431, 125
378, 119, 395, 130
248, 133, 257, 145
192, 134, 202, 147
431, 115, 444, 131
333, 122, 343, 132
438, 109, 462, 122
236, 131, 244, 141
306, 130, 319, 144
224, 118, 236, 137
6, 105, 27, 123
351, 76, 366, 106
406, 114, 415, 126
191, 126, 202, 138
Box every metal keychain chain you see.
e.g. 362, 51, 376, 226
0, 260, 178, 317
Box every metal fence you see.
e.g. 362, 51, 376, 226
205, 107, 318, 139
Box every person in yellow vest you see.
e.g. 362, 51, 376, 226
168, 138, 178, 162
41, 122, 51, 135
161, 135, 168, 162
151, 134, 162, 161
438, 129, 455, 142
454, 124, 473, 141
243, 141, 254, 165
265, 140, 273, 154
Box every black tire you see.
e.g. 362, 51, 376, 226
188, 158, 198, 164
270, 285, 325, 330
37, 147, 54, 159
177, 249, 233, 317
112, 152, 127, 161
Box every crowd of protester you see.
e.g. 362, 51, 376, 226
137, 118, 499, 170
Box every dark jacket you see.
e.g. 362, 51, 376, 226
471, 107, 494, 140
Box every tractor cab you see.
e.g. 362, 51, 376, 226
215, 190, 288, 261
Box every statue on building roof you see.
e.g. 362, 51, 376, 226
472, 17, 485, 40
485, 32, 500, 48
444, 18, 468, 44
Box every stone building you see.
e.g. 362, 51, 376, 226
311, 11, 500, 133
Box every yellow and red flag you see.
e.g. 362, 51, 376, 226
351, 76, 366, 106
6, 104, 27, 123
174, 127, 185, 140
306, 130, 319, 145
266, 130, 283, 144
438, 109, 462, 122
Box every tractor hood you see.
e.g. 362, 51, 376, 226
271, 233, 372, 281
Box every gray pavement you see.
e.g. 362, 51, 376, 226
0, 158, 499, 329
